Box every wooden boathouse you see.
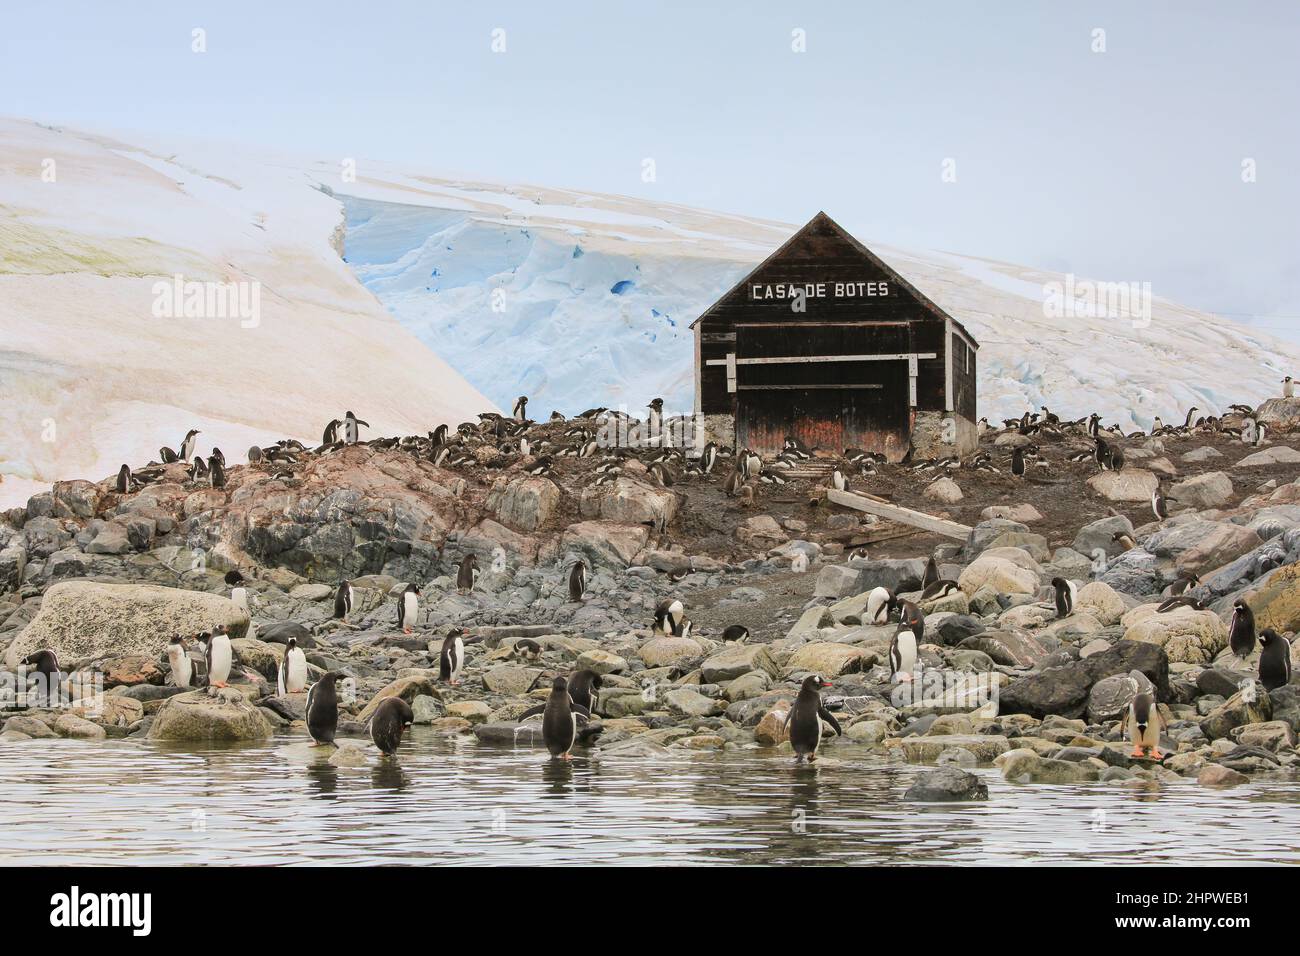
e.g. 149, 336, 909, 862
690, 212, 978, 461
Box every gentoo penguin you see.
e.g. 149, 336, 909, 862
189, 455, 208, 482
1151, 485, 1174, 521
207, 625, 233, 688
1285, 376, 1295, 399
305, 672, 341, 745
166, 635, 192, 688
783, 675, 842, 762
722, 467, 744, 497
369, 697, 415, 756
1113, 531, 1137, 551
247, 445, 263, 463
652, 598, 685, 635
179, 428, 200, 462
1127, 691, 1163, 759
743, 449, 762, 479
1258, 629, 1292, 691
646, 398, 664, 437
567, 669, 603, 716
830, 468, 847, 492
791, 551, 809, 573
542, 676, 581, 760
225, 569, 245, 586
512, 395, 528, 421
439, 630, 465, 685
208, 454, 226, 489
513, 638, 542, 661
899, 600, 925, 639
1010, 446, 1027, 478
567, 561, 587, 602
333, 580, 354, 620
397, 583, 420, 634
865, 586, 894, 625
721, 625, 750, 642
890, 623, 919, 683
1229, 599, 1257, 658
1157, 594, 1206, 613
160, 446, 179, 464
922, 556, 939, 590
115, 464, 132, 494
1253, 422, 1268, 447
278, 637, 308, 695
230, 583, 249, 616
456, 554, 479, 594
343, 410, 369, 444
1050, 576, 1077, 618
21, 649, 62, 703
919, 579, 960, 601
1167, 572, 1201, 596
700, 442, 718, 474
322, 419, 341, 444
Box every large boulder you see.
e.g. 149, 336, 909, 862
489, 476, 560, 533
147, 690, 272, 741
1076, 581, 1127, 626
4, 581, 249, 668
783, 642, 874, 678
958, 553, 1039, 596
357, 674, 441, 722
1244, 563, 1300, 633
852, 558, 927, 595
1169, 472, 1234, 511
1087, 469, 1159, 502
1121, 604, 1227, 665
998, 640, 1169, 719
701, 644, 781, 683
1200, 686, 1272, 741
560, 521, 650, 569
1143, 520, 1261, 574
578, 478, 677, 529
1236, 446, 1300, 468
1254, 398, 1300, 429
638, 636, 704, 669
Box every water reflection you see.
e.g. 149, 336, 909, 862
0, 732, 1295, 865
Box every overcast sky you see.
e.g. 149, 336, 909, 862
4, 0, 1297, 339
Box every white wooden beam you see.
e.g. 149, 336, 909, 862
827, 489, 972, 540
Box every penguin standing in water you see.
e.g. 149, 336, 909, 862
278, 637, 308, 695
512, 395, 528, 421
343, 411, 369, 444
1050, 577, 1077, 618
783, 675, 842, 763
21, 650, 62, 705
305, 672, 342, 745
1152, 485, 1175, 521
207, 624, 233, 688
1259, 629, 1292, 691
866, 587, 895, 625
439, 629, 466, 685
1229, 599, 1256, 658
369, 697, 414, 757
397, 583, 420, 634
1127, 690, 1163, 760
456, 554, 479, 594
890, 622, 919, 683
179, 429, 200, 462
567, 560, 587, 602
333, 580, 354, 620
166, 635, 192, 689
542, 676, 582, 760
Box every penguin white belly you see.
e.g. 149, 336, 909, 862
231, 586, 249, 615
402, 592, 418, 627
286, 650, 308, 693
209, 637, 232, 684
892, 631, 918, 680
867, 588, 889, 624
168, 648, 191, 688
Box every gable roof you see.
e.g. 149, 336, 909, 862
689, 211, 978, 347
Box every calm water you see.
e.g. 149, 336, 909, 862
0, 732, 1297, 865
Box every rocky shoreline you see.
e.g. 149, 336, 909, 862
2, 400, 1300, 795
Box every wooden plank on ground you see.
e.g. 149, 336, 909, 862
827, 488, 972, 540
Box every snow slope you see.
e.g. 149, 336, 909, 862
0, 119, 493, 507
333, 170, 1300, 434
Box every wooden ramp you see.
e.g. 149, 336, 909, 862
827, 488, 972, 540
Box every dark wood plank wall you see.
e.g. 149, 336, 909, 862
951, 334, 977, 421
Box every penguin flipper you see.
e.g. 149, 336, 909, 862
571, 702, 592, 720
516, 704, 546, 721
276, 664, 285, 697
818, 706, 843, 736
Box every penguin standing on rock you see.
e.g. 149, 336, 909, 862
115, 464, 133, 494
1229, 599, 1256, 658
567, 561, 587, 602
369, 697, 414, 757
207, 625, 232, 689
439, 629, 466, 685
1152, 485, 1175, 521
21, 650, 62, 704
179, 429, 200, 462
653, 598, 686, 635
783, 675, 842, 763
333, 580, 354, 620
1050, 577, 1077, 618
1127, 690, 1164, 760
922, 556, 939, 590
278, 637, 308, 694
457, 554, 479, 594
512, 395, 529, 421
1011, 447, 1026, 478
1258, 629, 1292, 691
344, 411, 369, 444
890, 623, 919, 683
166, 636, 192, 689
397, 583, 420, 634
209, 454, 226, 489
866, 586, 894, 625
567, 669, 603, 716
322, 419, 341, 444
306, 672, 342, 745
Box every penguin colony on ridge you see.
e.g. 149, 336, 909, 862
79, 392, 1300, 768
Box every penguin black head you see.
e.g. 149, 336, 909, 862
1259, 628, 1283, 648
168, 634, 185, 647
800, 674, 832, 693
286, 637, 298, 651
551, 675, 569, 692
